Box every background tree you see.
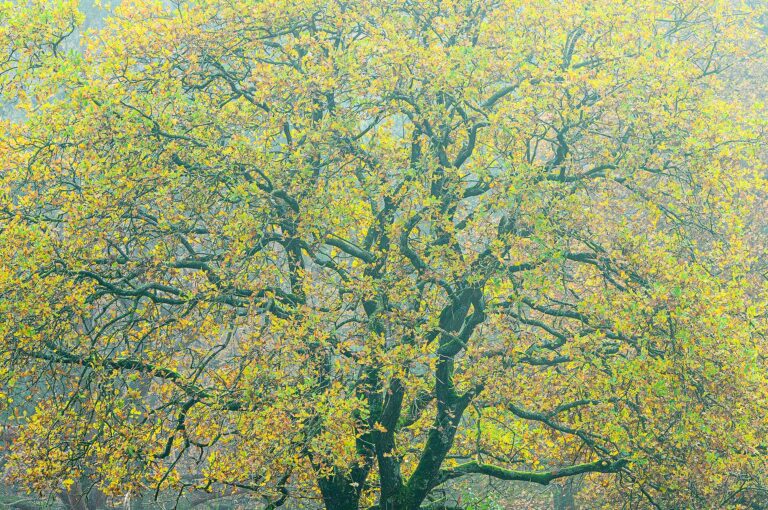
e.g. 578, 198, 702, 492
1, 0, 767, 509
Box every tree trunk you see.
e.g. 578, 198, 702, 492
318, 474, 363, 510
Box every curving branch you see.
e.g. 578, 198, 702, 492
434, 457, 628, 488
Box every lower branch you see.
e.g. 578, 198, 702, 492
434, 458, 628, 488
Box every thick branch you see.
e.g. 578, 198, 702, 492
324, 236, 376, 263
435, 458, 628, 487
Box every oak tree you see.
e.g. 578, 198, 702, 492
1, 0, 767, 508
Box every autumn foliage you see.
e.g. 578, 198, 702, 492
1, 0, 768, 508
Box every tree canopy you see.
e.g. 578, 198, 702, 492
1, 0, 767, 508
